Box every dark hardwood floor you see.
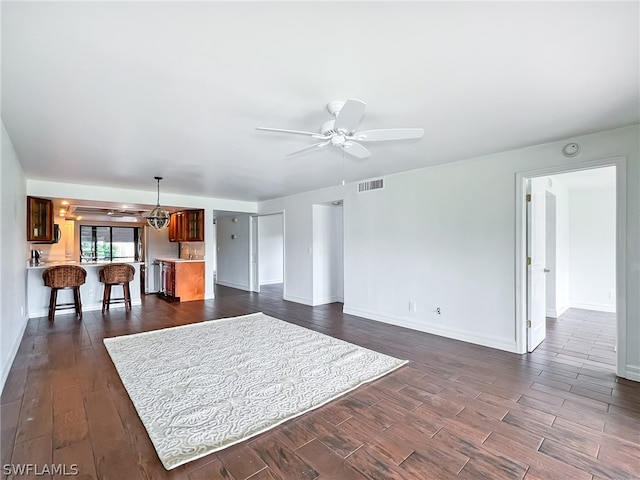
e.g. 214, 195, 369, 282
2, 286, 639, 479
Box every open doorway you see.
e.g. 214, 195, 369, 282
518, 160, 624, 376
312, 201, 344, 306
249, 213, 285, 298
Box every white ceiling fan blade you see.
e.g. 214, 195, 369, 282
256, 127, 328, 139
334, 99, 366, 133
341, 141, 371, 159
348, 128, 424, 142
286, 140, 331, 156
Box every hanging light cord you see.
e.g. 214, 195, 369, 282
154, 176, 163, 206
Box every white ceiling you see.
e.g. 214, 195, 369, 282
2, 1, 638, 202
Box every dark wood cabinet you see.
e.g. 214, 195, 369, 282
161, 260, 204, 301
184, 209, 204, 241
27, 196, 54, 242
162, 261, 175, 296
168, 212, 184, 242
169, 209, 204, 242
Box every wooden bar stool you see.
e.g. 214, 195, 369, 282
99, 263, 135, 314
42, 265, 87, 322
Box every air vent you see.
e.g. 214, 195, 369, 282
358, 178, 384, 193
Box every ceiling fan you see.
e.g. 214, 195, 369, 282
256, 99, 424, 159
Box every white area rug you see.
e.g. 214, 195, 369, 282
103, 312, 408, 469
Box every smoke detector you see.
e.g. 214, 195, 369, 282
562, 143, 580, 157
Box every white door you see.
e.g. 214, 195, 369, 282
527, 177, 547, 352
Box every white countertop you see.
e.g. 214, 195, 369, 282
27, 261, 142, 269
156, 257, 205, 263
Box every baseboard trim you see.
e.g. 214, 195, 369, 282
312, 296, 343, 306
570, 302, 616, 313
343, 305, 517, 353
545, 309, 558, 318
623, 364, 640, 382
215, 280, 251, 292
260, 279, 283, 286
28, 299, 142, 319
283, 294, 314, 306
1, 315, 29, 396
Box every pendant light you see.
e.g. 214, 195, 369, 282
146, 176, 170, 230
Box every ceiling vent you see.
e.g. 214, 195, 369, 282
358, 178, 384, 193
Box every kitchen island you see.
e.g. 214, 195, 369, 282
26, 261, 142, 319
157, 258, 205, 302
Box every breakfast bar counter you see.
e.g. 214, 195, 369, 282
26, 262, 142, 319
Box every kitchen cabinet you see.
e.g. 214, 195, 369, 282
162, 261, 175, 297
168, 209, 204, 242
160, 260, 204, 301
184, 209, 204, 241
168, 212, 184, 242
27, 196, 54, 242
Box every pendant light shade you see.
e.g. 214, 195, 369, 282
146, 177, 170, 230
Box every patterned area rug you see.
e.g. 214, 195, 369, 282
104, 312, 408, 469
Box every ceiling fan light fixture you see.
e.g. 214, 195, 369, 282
146, 176, 170, 230
256, 98, 423, 159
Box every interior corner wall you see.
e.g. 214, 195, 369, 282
330, 205, 344, 302
1, 121, 28, 394
259, 185, 345, 306
259, 125, 639, 381
568, 186, 617, 312
258, 214, 283, 285
216, 214, 251, 291
312, 205, 344, 305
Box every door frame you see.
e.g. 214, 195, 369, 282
249, 211, 286, 297
515, 156, 627, 377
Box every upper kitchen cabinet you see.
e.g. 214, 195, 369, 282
27, 196, 54, 242
169, 209, 204, 242
168, 211, 184, 242
184, 209, 204, 241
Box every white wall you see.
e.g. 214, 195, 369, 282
259, 125, 640, 381
544, 177, 571, 317
569, 186, 616, 311
330, 205, 344, 302
1, 121, 28, 393
312, 204, 344, 305
216, 214, 251, 291
260, 187, 345, 305
545, 191, 557, 316
258, 214, 283, 285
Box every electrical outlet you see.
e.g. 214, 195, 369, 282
409, 301, 417, 312
436, 307, 441, 315
20, 306, 24, 316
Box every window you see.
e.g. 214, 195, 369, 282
80, 226, 141, 263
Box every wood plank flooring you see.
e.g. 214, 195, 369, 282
1, 285, 639, 479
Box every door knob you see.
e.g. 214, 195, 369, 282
544, 268, 550, 273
